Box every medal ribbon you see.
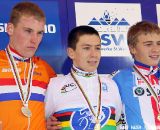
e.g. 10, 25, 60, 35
133, 65, 160, 113
71, 70, 101, 125
6, 47, 34, 106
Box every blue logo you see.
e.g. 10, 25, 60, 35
102, 82, 108, 91
87, 10, 130, 48
71, 106, 111, 129
88, 10, 129, 26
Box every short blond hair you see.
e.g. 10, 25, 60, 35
9, 2, 46, 26
127, 21, 160, 48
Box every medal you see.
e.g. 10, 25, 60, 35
133, 65, 160, 122
94, 119, 101, 130
21, 106, 32, 117
6, 47, 34, 118
71, 71, 102, 129
157, 113, 160, 121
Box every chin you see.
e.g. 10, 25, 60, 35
25, 54, 34, 58
86, 68, 97, 72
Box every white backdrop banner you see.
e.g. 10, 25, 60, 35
75, 2, 142, 57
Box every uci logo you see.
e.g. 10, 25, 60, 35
61, 83, 77, 93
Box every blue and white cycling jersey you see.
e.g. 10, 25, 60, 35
112, 61, 160, 130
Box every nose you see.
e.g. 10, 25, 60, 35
31, 33, 38, 44
90, 48, 100, 57
152, 44, 160, 53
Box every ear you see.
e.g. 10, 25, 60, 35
67, 48, 75, 60
129, 45, 136, 56
7, 23, 14, 35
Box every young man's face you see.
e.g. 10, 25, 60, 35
130, 33, 160, 66
7, 15, 45, 58
68, 34, 101, 72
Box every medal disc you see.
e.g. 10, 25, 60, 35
157, 113, 160, 121
94, 120, 101, 130
21, 106, 32, 117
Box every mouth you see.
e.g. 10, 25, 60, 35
27, 46, 36, 50
149, 55, 160, 60
87, 61, 98, 65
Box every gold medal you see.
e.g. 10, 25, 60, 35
94, 119, 101, 130
21, 106, 32, 117
157, 113, 160, 121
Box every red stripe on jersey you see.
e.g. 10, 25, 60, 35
53, 112, 73, 117
151, 97, 160, 128
0, 78, 47, 89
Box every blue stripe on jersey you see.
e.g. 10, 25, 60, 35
30, 93, 44, 102
0, 92, 20, 101
113, 68, 146, 130
0, 92, 44, 102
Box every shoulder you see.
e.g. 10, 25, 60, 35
0, 50, 6, 59
49, 73, 71, 85
110, 67, 134, 78
47, 74, 72, 93
32, 56, 56, 77
32, 56, 47, 64
99, 74, 118, 87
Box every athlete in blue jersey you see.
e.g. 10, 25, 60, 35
112, 21, 160, 130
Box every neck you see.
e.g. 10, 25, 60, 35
134, 60, 159, 76
8, 45, 29, 62
71, 65, 97, 77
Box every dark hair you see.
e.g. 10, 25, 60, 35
68, 25, 100, 50
127, 21, 160, 48
9, 2, 46, 26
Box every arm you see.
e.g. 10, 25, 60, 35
46, 116, 61, 130
45, 78, 61, 130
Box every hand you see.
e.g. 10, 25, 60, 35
46, 116, 62, 130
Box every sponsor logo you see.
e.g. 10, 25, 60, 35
0, 23, 56, 34
33, 71, 42, 76
61, 83, 77, 93
133, 87, 153, 97
88, 10, 130, 57
71, 106, 111, 129
134, 87, 145, 96
102, 82, 108, 91
2, 68, 21, 72
88, 10, 130, 26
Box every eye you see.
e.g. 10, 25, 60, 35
144, 43, 152, 47
83, 47, 90, 50
157, 42, 160, 46
96, 46, 101, 50
38, 31, 44, 36
25, 29, 32, 33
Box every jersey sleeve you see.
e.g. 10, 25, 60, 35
107, 76, 122, 122
45, 78, 56, 118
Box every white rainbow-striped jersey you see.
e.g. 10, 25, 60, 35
45, 66, 122, 130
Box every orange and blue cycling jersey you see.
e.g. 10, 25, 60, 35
0, 48, 56, 130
